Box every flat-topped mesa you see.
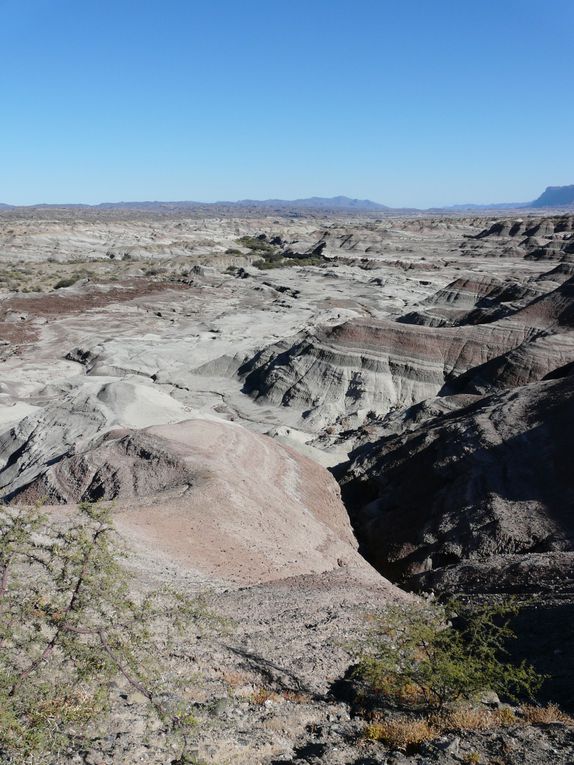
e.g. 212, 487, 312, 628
337, 374, 574, 595
531, 185, 574, 209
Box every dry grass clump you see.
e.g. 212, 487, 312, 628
364, 718, 437, 748
249, 687, 281, 705
364, 703, 574, 752
281, 689, 311, 704
431, 705, 517, 732
366, 672, 428, 705
363, 707, 516, 750
248, 686, 310, 705
220, 669, 254, 689
521, 703, 574, 725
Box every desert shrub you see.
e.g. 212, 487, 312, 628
237, 235, 276, 254
355, 600, 542, 712
254, 258, 285, 269
0, 501, 215, 763
53, 276, 79, 289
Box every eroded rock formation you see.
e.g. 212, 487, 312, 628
338, 375, 574, 593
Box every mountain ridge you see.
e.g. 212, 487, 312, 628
1, 185, 573, 212
532, 185, 574, 208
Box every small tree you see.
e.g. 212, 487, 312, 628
0, 501, 215, 763
355, 600, 542, 713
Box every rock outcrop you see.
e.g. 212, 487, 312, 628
0, 379, 193, 500
398, 275, 543, 327
531, 185, 574, 208
464, 215, 574, 262
338, 375, 574, 593
239, 316, 530, 429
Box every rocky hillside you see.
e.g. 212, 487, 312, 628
338, 374, 574, 593
4, 414, 373, 586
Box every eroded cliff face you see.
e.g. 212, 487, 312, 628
238, 276, 574, 432
338, 374, 574, 593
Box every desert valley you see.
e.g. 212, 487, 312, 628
1, 198, 574, 764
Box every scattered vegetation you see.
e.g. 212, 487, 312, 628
432, 705, 517, 731
0, 501, 217, 763
255, 255, 325, 270
355, 600, 542, 713
352, 599, 574, 754
362, 702, 573, 752
53, 275, 80, 289
235, 234, 325, 269
236, 235, 277, 254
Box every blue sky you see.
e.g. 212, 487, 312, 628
1, 0, 572, 207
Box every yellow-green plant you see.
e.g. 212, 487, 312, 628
356, 600, 542, 712
0, 501, 213, 763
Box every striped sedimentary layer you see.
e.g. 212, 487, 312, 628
240, 276, 574, 429
240, 317, 529, 428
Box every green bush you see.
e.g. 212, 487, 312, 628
355, 600, 542, 712
236, 235, 276, 254
0, 502, 215, 763
53, 276, 79, 289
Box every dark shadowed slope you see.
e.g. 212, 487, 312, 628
338, 375, 574, 594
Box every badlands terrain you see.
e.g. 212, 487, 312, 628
1, 206, 574, 763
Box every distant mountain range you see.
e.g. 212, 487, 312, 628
231, 196, 390, 210
1, 186, 573, 213
445, 185, 574, 212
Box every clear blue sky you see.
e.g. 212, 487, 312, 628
1, 0, 572, 207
